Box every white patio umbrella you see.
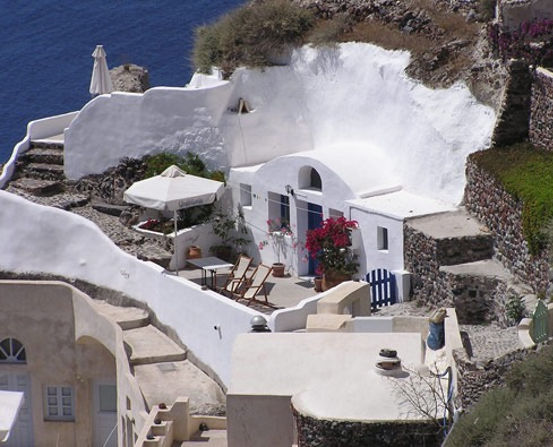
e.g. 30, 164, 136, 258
89, 44, 113, 96
123, 165, 224, 273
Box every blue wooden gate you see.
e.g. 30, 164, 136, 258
367, 268, 397, 310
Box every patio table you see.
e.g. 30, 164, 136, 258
187, 256, 234, 289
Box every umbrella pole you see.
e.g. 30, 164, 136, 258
174, 210, 179, 275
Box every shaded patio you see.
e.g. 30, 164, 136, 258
178, 266, 318, 314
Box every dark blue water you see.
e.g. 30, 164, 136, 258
0, 0, 246, 162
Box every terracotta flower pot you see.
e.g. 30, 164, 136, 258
272, 263, 285, 277
314, 276, 323, 292
322, 270, 351, 291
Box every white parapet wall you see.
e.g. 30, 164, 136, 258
0, 111, 78, 189
0, 191, 260, 385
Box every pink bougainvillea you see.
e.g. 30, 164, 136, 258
305, 217, 359, 275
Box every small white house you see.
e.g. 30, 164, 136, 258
229, 145, 456, 301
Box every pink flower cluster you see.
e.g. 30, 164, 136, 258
305, 217, 357, 256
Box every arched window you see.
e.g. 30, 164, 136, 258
299, 166, 323, 191
310, 168, 322, 190
0, 338, 26, 363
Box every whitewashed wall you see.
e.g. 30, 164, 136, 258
64, 85, 233, 179
63, 43, 494, 206
0, 191, 260, 385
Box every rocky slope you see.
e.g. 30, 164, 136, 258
290, 0, 507, 108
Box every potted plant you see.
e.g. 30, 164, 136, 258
210, 209, 250, 261
305, 217, 359, 291
266, 218, 293, 277
210, 211, 236, 261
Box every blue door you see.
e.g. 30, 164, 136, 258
307, 203, 323, 275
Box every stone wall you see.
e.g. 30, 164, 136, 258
498, 0, 553, 32
492, 59, 532, 147
444, 273, 508, 325
464, 157, 551, 293
453, 345, 534, 408
110, 64, 150, 93
292, 407, 442, 447
403, 224, 447, 306
529, 67, 553, 151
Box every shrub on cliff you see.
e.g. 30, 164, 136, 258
144, 152, 224, 182
193, 0, 314, 75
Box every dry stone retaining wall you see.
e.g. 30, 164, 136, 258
464, 157, 551, 293
529, 67, 553, 151
492, 59, 532, 147
293, 407, 441, 447
453, 345, 535, 408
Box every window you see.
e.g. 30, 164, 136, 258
99, 384, 117, 412
0, 338, 26, 363
280, 195, 290, 227
299, 166, 323, 191
240, 183, 252, 207
310, 168, 322, 190
377, 226, 389, 251
44, 386, 74, 421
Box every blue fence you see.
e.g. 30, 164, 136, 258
367, 268, 397, 310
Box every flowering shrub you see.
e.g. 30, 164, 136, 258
489, 19, 553, 65
266, 218, 292, 235
140, 218, 160, 230
305, 217, 359, 275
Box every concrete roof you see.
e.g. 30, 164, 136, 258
230, 332, 432, 422
348, 190, 457, 220
284, 143, 401, 197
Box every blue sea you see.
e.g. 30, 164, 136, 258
0, 0, 246, 162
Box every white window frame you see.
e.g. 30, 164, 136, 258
377, 226, 389, 251
240, 183, 252, 207
44, 385, 74, 421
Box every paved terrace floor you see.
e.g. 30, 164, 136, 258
177, 266, 318, 315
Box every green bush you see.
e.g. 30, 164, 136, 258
471, 142, 553, 255
445, 344, 553, 446
505, 292, 525, 324
308, 14, 351, 47
193, 0, 314, 75
144, 152, 224, 182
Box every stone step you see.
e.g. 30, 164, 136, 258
30, 140, 64, 151
21, 147, 64, 165
436, 234, 494, 266
124, 325, 186, 366
408, 208, 494, 265
21, 162, 65, 180
8, 178, 64, 197
91, 300, 149, 330
439, 258, 513, 279
441, 259, 515, 325
134, 360, 225, 414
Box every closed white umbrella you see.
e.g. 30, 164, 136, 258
89, 45, 113, 96
123, 165, 224, 273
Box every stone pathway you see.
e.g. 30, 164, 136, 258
459, 324, 522, 363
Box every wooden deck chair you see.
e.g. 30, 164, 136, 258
218, 255, 252, 296
232, 264, 273, 307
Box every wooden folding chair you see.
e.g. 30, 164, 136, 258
218, 255, 252, 296
232, 264, 274, 307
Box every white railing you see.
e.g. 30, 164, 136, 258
0, 111, 78, 189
